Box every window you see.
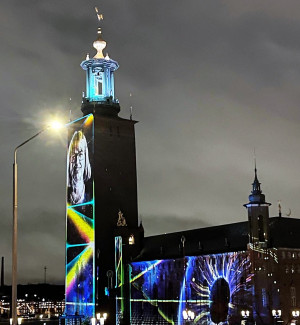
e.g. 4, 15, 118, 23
282, 251, 286, 259
291, 287, 297, 307
262, 288, 267, 307
128, 235, 135, 245
95, 72, 103, 96
97, 81, 102, 95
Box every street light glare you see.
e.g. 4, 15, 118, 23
49, 120, 64, 130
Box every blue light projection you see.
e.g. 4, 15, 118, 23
129, 252, 253, 325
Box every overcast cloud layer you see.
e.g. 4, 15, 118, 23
1, 0, 300, 284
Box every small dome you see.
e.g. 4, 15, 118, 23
93, 28, 106, 59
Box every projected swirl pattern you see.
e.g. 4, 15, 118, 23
130, 252, 253, 325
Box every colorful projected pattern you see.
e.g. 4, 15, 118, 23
115, 236, 124, 323
130, 252, 253, 325
65, 115, 95, 317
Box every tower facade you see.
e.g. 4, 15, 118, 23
65, 15, 139, 325
244, 168, 271, 247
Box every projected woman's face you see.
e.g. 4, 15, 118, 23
68, 130, 91, 205
70, 139, 86, 183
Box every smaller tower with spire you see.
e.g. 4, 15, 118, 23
244, 166, 271, 247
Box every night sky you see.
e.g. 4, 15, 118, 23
1, 0, 300, 284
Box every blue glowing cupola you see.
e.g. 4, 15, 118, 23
81, 23, 120, 116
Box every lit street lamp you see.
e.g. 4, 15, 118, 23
241, 310, 250, 325
11, 121, 64, 325
292, 310, 300, 325
182, 308, 195, 323
93, 313, 108, 325
272, 309, 282, 325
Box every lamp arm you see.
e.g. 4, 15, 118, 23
14, 128, 47, 162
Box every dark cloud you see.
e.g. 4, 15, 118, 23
1, 0, 300, 284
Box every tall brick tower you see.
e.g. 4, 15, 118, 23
65, 10, 140, 325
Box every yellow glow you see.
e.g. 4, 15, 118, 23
67, 208, 94, 243
66, 246, 93, 288
49, 120, 64, 130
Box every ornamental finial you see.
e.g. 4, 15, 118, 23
93, 7, 106, 58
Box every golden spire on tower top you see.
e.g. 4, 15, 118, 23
93, 7, 106, 59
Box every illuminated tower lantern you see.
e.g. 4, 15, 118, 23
65, 9, 140, 325
244, 166, 271, 247
81, 27, 119, 116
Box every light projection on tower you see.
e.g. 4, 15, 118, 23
115, 236, 124, 324
65, 114, 95, 317
129, 252, 253, 325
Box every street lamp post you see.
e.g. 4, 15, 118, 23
272, 309, 282, 325
11, 122, 63, 325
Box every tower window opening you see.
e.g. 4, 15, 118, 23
96, 81, 103, 96
291, 287, 297, 307
95, 72, 103, 96
129, 235, 135, 245
262, 288, 267, 307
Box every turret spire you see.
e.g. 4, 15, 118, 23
244, 161, 270, 206
252, 162, 262, 195
248, 163, 267, 204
